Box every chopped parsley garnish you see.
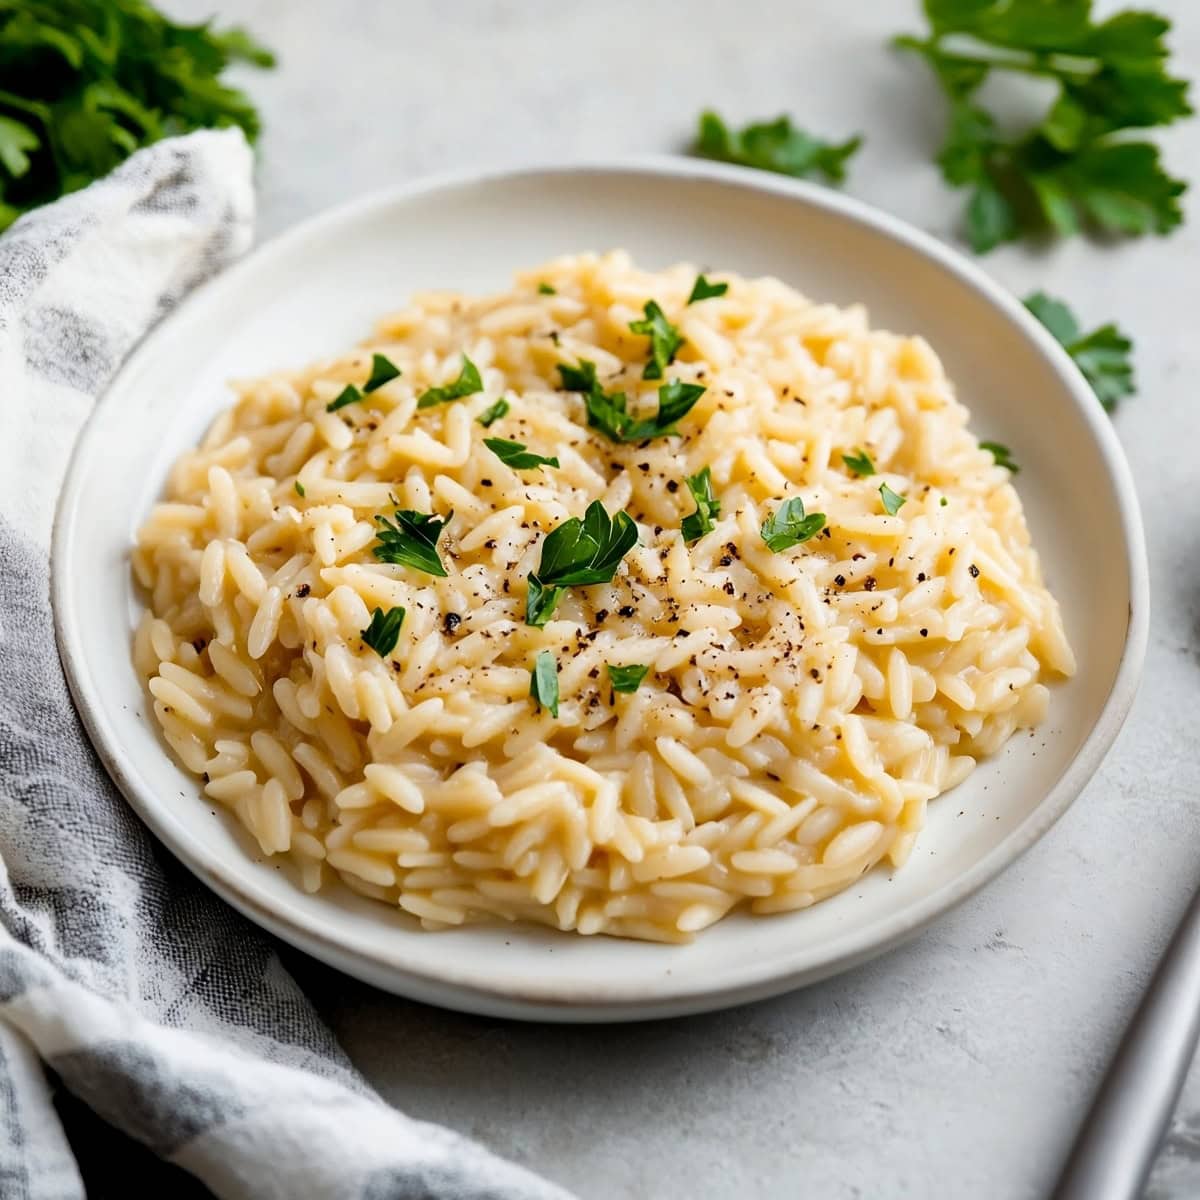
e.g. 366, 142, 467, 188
842, 449, 876, 477
293, 480, 305, 497
608, 663, 650, 694
484, 437, 559, 471
557, 360, 599, 394
477, 398, 510, 427
687, 274, 728, 304
681, 466, 721, 543
629, 300, 684, 380
526, 500, 639, 627
760, 497, 826, 552
1024, 291, 1135, 411
980, 441, 1020, 474
364, 353, 401, 393
894, 3, 1191, 252
361, 606, 405, 657
557, 360, 704, 444
529, 649, 559, 717
416, 355, 483, 409
372, 509, 452, 577
693, 110, 862, 183
879, 482, 907, 515
537, 282, 556, 295
326, 384, 362, 412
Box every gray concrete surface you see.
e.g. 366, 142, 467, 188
174, 2, 1200, 1195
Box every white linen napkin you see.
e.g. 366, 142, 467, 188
0, 127, 571, 1200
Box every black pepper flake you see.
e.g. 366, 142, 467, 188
618, 605, 636, 618
587, 667, 600, 679
851, 553, 865, 561
920, 628, 929, 637
810, 669, 821, 680
481, 479, 493, 487
722, 581, 736, 596
484, 539, 497, 549
666, 480, 679, 493
863, 576, 877, 592
719, 555, 732, 567
969, 564, 980, 578
637, 463, 650, 472
595, 609, 609, 624
917, 572, 926, 583
295, 583, 311, 598
675, 629, 690, 638
834, 574, 846, 587
443, 612, 462, 636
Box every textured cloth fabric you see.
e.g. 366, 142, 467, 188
0, 129, 570, 1200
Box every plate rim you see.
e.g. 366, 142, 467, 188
51, 155, 1150, 1020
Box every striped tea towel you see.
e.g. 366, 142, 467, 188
0, 128, 571, 1200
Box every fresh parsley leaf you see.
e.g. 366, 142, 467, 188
526, 501, 639, 626
484, 437, 559, 471
687, 274, 728, 304
416, 356, 483, 409
529, 649, 559, 717
372, 509, 452, 577
0, 4, 274, 233
879, 482, 907, 515
1024, 291, 1135, 411
693, 110, 862, 183
556, 360, 599, 394
608, 664, 650, 694
980, 441, 1020, 474
760, 497, 826, 552
538, 282, 556, 295
895, 2, 1191, 252
364, 353, 401, 393
629, 300, 684, 381
477, 398, 510, 427
294, 480, 305, 498
326, 384, 362, 412
559, 359, 705, 444
680, 466, 721, 543
361, 606, 405, 657
842, 449, 876, 477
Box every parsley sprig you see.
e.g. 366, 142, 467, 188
980, 441, 1020, 474
608, 664, 650, 694
0, 2, 274, 233
895, 1, 1192, 252
693, 111, 862, 183
687, 274, 728, 304
879, 482, 907, 516
364, 353, 401, 392
760, 497, 826, 552
526, 501, 639, 627
372, 509, 452, 577
842, 449, 876, 477
477, 398, 510, 427
557, 361, 705, 444
529, 649, 560, 717
484, 437, 559, 471
629, 301, 684, 380
681, 467, 721, 543
417, 356, 483, 409
361, 606, 405, 657
1024, 292, 1135, 411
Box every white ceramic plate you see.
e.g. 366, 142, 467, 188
53, 159, 1148, 1022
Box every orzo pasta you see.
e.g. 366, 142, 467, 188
132, 252, 1074, 942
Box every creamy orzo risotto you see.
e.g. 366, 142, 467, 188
132, 252, 1074, 942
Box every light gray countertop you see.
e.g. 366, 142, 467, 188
173, 2, 1200, 1196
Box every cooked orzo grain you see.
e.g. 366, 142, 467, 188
132, 252, 1074, 942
